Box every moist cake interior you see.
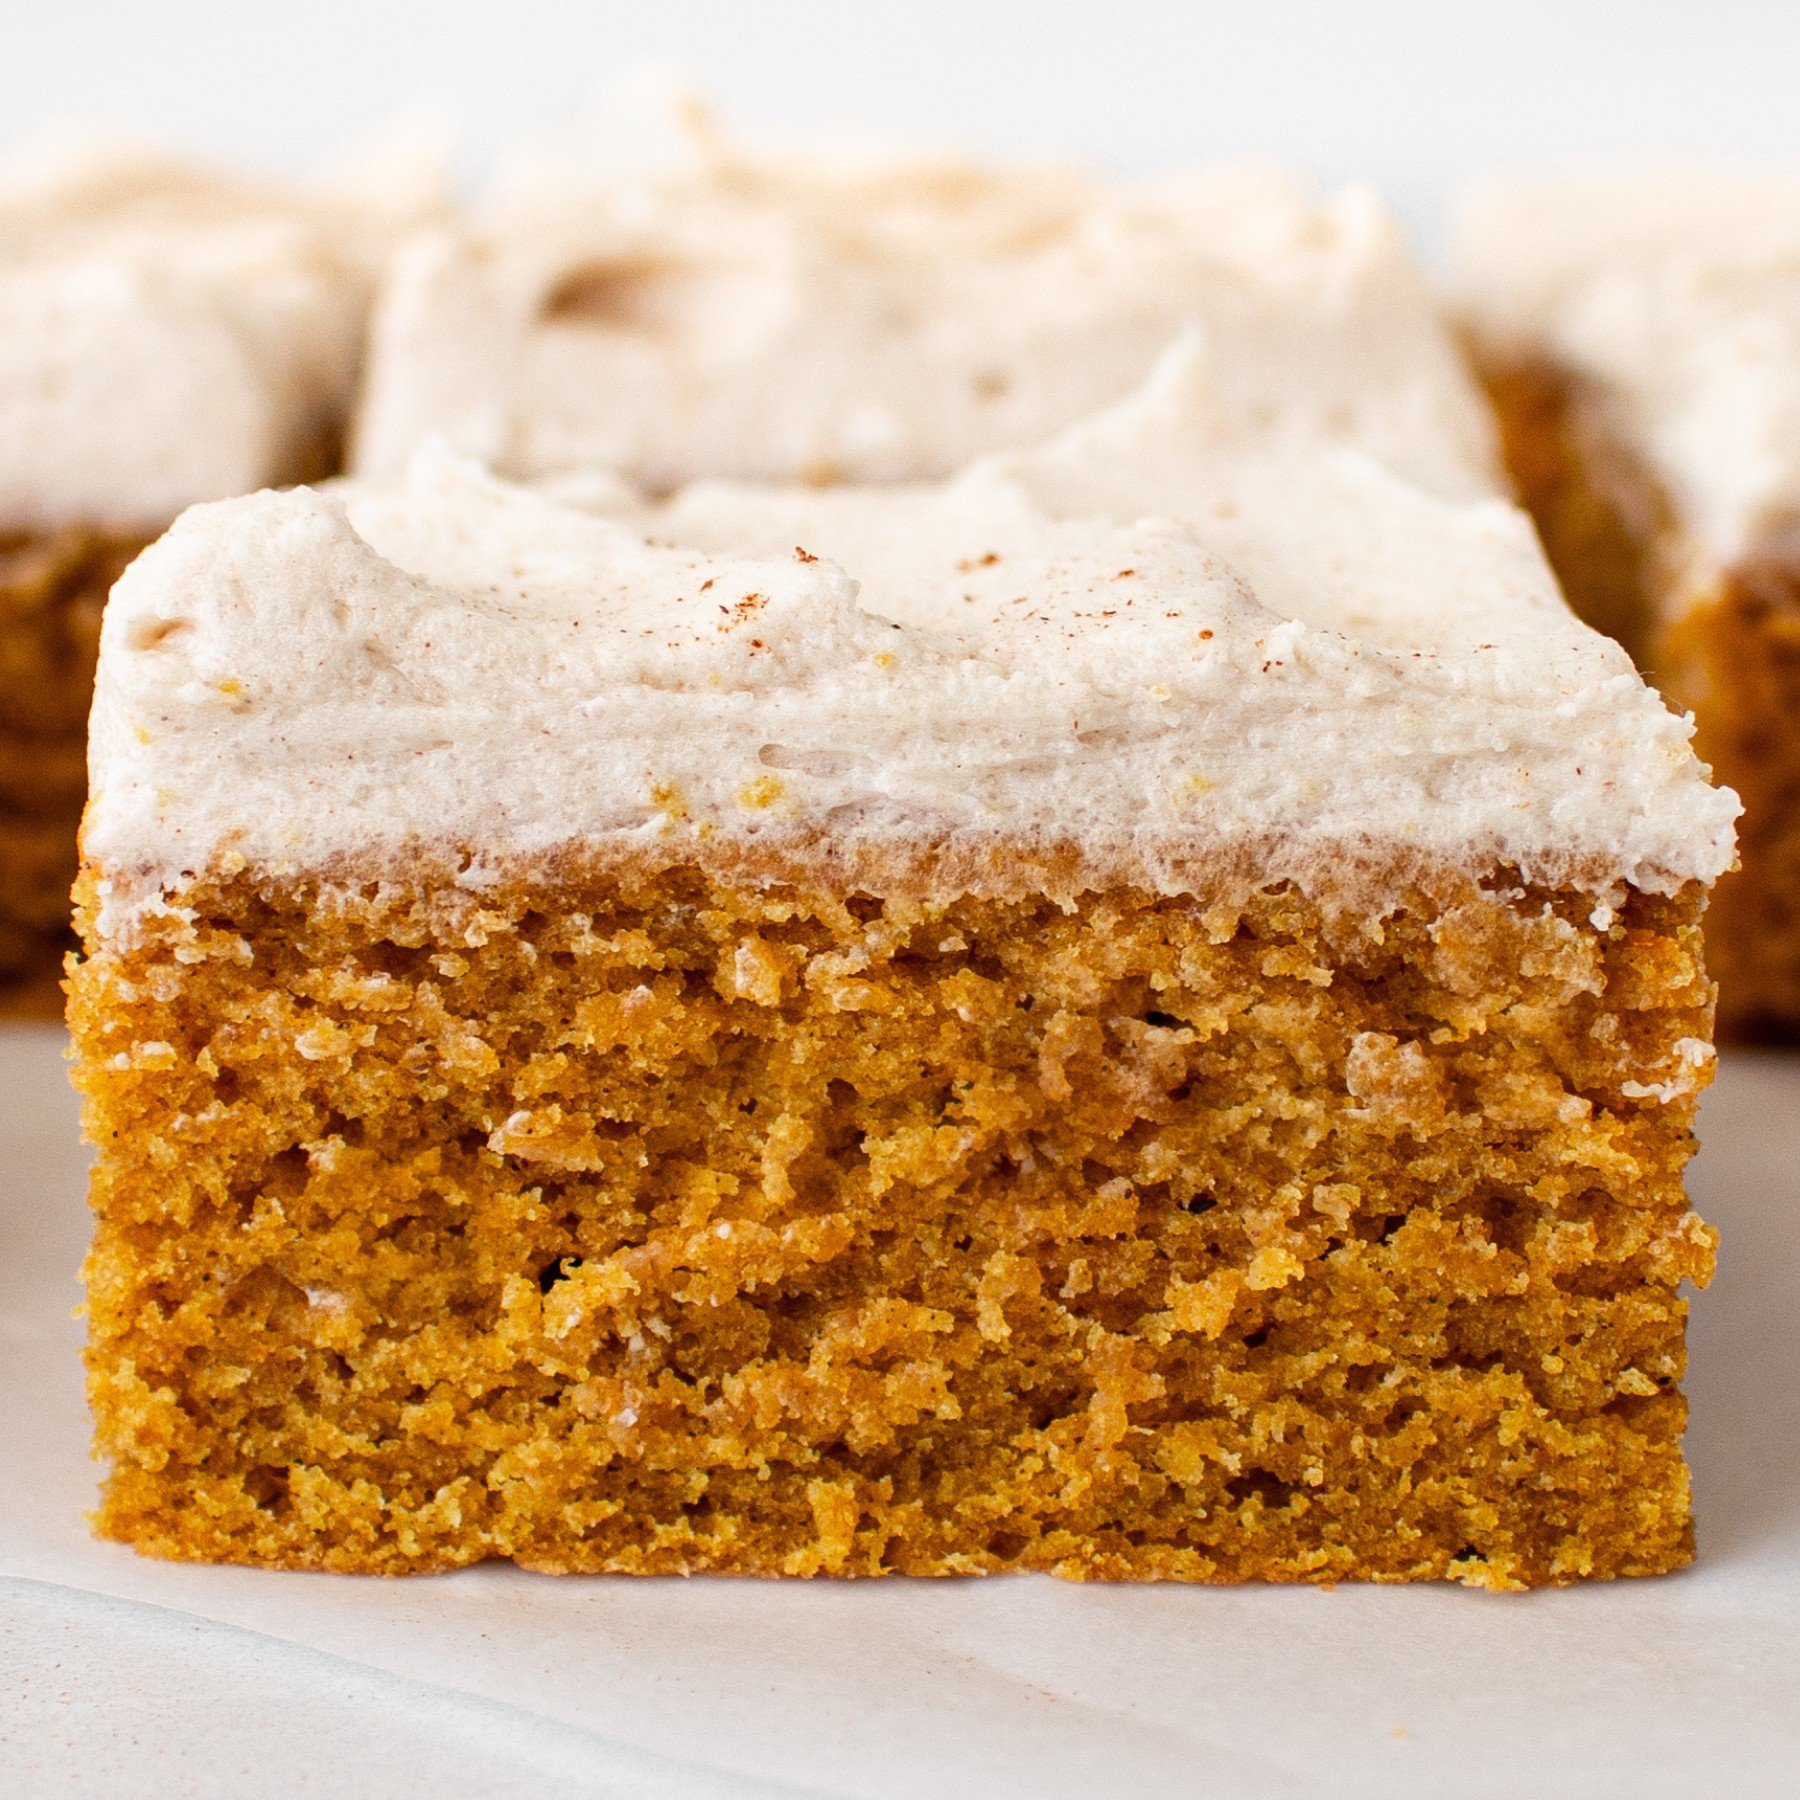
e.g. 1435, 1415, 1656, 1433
76, 860, 1713, 1584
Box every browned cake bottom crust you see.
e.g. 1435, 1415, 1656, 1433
70, 857, 1716, 1586
0, 527, 147, 1016
1479, 351, 1800, 1041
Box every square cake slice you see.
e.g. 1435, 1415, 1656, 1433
74, 215, 1733, 1587
0, 142, 434, 1011
1454, 175, 1800, 1038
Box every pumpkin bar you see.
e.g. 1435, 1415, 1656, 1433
0, 143, 431, 1008
74, 183, 1732, 1585
1456, 175, 1800, 1037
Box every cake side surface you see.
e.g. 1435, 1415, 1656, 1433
72, 856, 1716, 1584
0, 526, 145, 1013
1659, 564, 1800, 1038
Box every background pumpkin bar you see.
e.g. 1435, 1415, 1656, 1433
0, 143, 432, 1012
1454, 176, 1800, 1040
73, 176, 1734, 1589
351, 104, 1494, 492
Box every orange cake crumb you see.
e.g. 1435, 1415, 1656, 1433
72, 861, 1716, 1585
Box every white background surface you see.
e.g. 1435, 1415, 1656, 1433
3, 1031, 1797, 1795
7, 4, 1800, 1791
14, 0, 1800, 238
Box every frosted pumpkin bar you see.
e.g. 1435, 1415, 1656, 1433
1455, 175, 1800, 1038
75, 275, 1733, 1590
352, 118, 1492, 493
0, 142, 432, 1011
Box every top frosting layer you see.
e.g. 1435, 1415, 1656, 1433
0, 141, 437, 532
1453, 172, 1800, 568
86, 337, 1737, 930
354, 117, 1500, 496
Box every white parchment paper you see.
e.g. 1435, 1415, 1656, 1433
4, 1026, 1796, 1797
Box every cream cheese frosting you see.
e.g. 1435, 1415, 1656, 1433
0, 140, 439, 533
353, 118, 1500, 497
86, 342, 1736, 937
1453, 172, 1800, 570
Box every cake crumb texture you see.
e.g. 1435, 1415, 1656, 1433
72, 862, 1715, 1586
0, 528, 142, 1014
